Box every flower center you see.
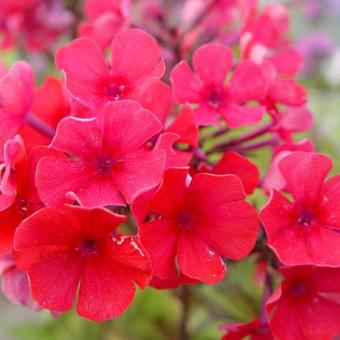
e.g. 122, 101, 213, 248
290, 282, 308, 297
18, 198, 29, 214
78, 239, 97, 256
297, 210, 314, 227
98, 158, 113, 172
178, 211, 193, 228
207, 90, 222, 108
106, 83, 125, 101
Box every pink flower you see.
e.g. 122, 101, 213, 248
36, 101, 165, 207
171, 43, 267, 127
56, 29, 165, 109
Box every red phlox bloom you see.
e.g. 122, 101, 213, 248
263, 139, 315, 194
139, 168, 259, 284
56, 29, 165, 109
266, 266, 340, 340
0, 253, 41, 311
78, 0, 130, 50
0, 142, 53, 256
36, 100, 165, 208
261, 151, 340, 266
170, 43, 268, 128
221, 318, 273, 340
14, 205, 152, 321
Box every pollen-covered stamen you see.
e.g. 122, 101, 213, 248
77, 239, 98, 255
18, 198, 29, 214
106, 83, 125, 101
297, 210, 314, 227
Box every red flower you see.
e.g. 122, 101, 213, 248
139, 168, 259, 284
261, 151, 340, 266
14, 205, 151, 321
36, 101, 165, 207
0, 139, 48, 255
266, 266, 340, 340
56, 29, 165, 109
170, 43, 267, 127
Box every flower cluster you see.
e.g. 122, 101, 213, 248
0, 0, 339, 338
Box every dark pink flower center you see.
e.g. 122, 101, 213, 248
106, 83, 125, 101
290, 282, 308, 297
78, 239, 98, 256
178, 211, 193, 228
297, 210, 314, 227
207, 90, 222, 108
98, 158, 113, 172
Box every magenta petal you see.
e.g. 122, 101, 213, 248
192, 44, 232, 86
56, 37, 110, 108
170, 60, 204, 103
111, 29, 165, 85
114, 148, 165, 203
220, 104, 265, 128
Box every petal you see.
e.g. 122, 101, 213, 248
113, 148, 165, 203
29, 249, 82, 312
36, 157, 95, 207
56, 37, 109, 108
111, 29, 164, 85
177, 229, 226, 284
77, 255, 135, 321
212, 151, 260, 194
14, 207, 82, 250
139, 219, 179, 279
108, 234, 152, 288
193, 104, 221, 126
170, 60, 204, 103
73, 172, 125, 207
192, 44, 232, 86
194, 201, 259, 260
1, 267, 40, 310
278, 152, 332, 205
149, 167, 189, 218
186, 173, 246, 213
154, 133, 192, 169
268, 79, 307, 106
166, 107, 199, 147
137, 80, 172, 124
266, 48, 302, 76
220, 104, 265, 129
0, 205, 21, 255
228, 61, 267, 102
51, 116, 102, 160
320, 175, 340, 229
101, 101, 162, 156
